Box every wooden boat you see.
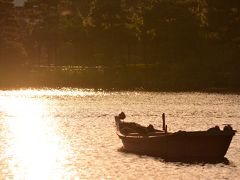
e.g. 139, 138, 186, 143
115, 112, 236, 161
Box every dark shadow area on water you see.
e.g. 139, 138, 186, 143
117, 147, 231, 166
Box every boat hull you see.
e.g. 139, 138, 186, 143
119, 132, 234, 161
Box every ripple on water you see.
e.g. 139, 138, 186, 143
0, 89, 239, 179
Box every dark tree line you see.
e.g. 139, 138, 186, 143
0, 0, 240, 89
0, 0, 27, 69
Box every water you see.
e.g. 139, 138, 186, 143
0, 89, 239, 179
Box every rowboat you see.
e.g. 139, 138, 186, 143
115, 112, 236, 161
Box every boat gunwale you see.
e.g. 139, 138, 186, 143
116, 130, 170, 139
116, 129, 236, 139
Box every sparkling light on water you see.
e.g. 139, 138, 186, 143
0, 91, 78, 179
0, 89, 239, 179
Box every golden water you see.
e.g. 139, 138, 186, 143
0, 89, 239, 179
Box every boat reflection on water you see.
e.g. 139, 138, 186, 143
115, 112, 236, 163
117, 147, 231, 165
1, 96, 76, 179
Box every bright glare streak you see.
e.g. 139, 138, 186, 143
1, 97, 76, 179
0, 88, 107, 98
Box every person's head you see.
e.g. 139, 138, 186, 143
147, 124, 154, 131
119, 112, 126, 120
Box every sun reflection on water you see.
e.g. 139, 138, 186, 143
1, 88, 107, 98
1, 96, 76, 179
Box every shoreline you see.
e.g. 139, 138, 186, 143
0, 85, 240, 94
1, 66, 239, 94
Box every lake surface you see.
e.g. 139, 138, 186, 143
0, 89, 239, 179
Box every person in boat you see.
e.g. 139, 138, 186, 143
147, 124, 154, 132
116, 112, 156, 135
115, 112, 126, 131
